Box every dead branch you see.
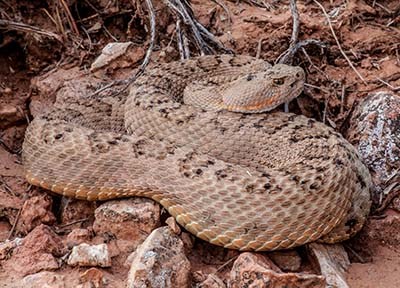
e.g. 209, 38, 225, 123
162, 0, 232, 55
176, 19, 190, 60
276, 0, 299, 64
277, 0, 326, 65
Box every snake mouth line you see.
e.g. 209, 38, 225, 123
225, 83, 304, 113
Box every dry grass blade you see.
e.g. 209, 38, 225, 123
312, 0, 368, 85
58, 0, 80, 36
375, 77, 400, 92
0, 19, 63, 43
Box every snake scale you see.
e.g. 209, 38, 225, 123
22, 55, 371, 251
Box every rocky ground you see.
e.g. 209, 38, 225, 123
0, 0, 399, 287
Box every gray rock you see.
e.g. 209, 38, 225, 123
347, 91, 400, 203
229, 252, 325, 288
126, 226, 191, 288
308, 243, 350, 288
268, 250, 302, 272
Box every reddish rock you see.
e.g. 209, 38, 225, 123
17, 195, 56, 234
0, 125, 27, 160
347, 91, 400, 203
67, 243, 111, 268
0, 103, 23, 128
229, 252, 326, 288
361, 214, 400, 247
181, 232, 195, 252
93, 198, 160, 245
17, 224, 64, 256
126, 226, 191, 288
80, 268, 105, 288
60, 198, 96, 227
65, 228, 93, 248
5, 224, 65, 276
20, 271, 68, 288
268, 250, 302, 272
30, 67, 83, 116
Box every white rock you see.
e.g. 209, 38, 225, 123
67, 243, 111, 267
90, 42, 133, 72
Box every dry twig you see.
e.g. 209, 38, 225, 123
375, 77, 400, 92
276, 1, 326, 65
162, 0, 232, 55
276, 0, 299, 65
216, 255, 239, 272
312, 0, 367, 85
375, 185, 400, 213
176, 19, 190, 60
0, 19, 63, 43
58, 0, 80, 36
7, 206, 22, 240
301, 46, 330, 80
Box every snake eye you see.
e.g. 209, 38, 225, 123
273, 78, 284, 85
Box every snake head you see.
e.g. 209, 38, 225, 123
222, 64, 305, 113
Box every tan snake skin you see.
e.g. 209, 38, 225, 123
22, 55, 371, 251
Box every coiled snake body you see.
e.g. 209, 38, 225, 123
23, 55, 371, 251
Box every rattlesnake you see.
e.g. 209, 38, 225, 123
22, 55, 371, 251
